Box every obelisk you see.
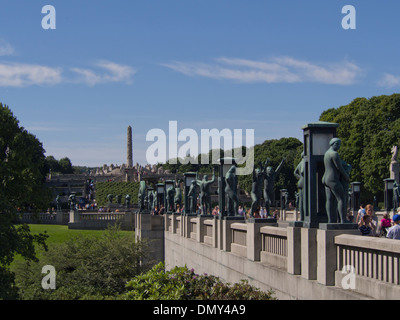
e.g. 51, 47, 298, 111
127, 126, 133, 168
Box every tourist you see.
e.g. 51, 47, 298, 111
176, 204, 181, 213
245, 208, 251, 219
378, 213, 392, 237
364, 204, 378, 230
159, 205, 165, 215
358, 214, 376, 236
153, 206, 159, 215
253, 207, 261, 218
260, 207, 266, 218
355, 204, 366, 224
238, 205, 245, 216
387, 214, 400, 240
212, 205, 219, 216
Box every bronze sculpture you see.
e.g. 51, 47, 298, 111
250, 160, 268, 217
322, 138, 350, 223
196, 169, 216, 215
225, 165, 239, 216
263, 157, 286, 216
294, 152, 305, 221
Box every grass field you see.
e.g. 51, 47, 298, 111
11, 224, 135, 269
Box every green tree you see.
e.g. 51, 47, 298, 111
44, 155, 61, 173
238, 137, 303, 201
0, 103, 49, 299
15, 226, 150, 300
319, 94, 400, 203
58, 157, 73, 174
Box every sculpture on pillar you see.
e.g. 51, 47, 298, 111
188, 179, 198, 214
250, 160, 268, 217
174, 179, 183, 212
125, 194, 131, 210
393, 181, 400, 210
390, 145, 399, 183
225, 165, 239, 216
166, 184, 176, 213
263, 157, 286, 216
68, 193, 76, 211
196, 169, 216, 215
107, 194, 114, 205
153, 190, 158, 211
116, 194, 122, 205
138, 181, 147, 212
322, 138, 350, 223
294, 152, 305, 221
148, 190, 154, 211
56, 195, 61, 212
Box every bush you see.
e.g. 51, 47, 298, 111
14, 226, 150, 300
123, 262, 276, 300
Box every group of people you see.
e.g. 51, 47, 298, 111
209, 205, 280, 219
355, 203, 400, 239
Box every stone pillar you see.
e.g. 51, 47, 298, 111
127, 126, 133, 168
136, 213, 165, 264
287, 227, 301, 275
69, 209, 79, 223
317, 224, 359, 285
222, 217, 244, 252
301, 227, 318, 280
56, 210, 64, 224
246, 219, 261, 261
171, 213, 177, 234
196, 215, 211, 243
246, 218, 278, 261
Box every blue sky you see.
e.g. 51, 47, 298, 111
1, 1, 399, 167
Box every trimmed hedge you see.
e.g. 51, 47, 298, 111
95, 181, 140, 206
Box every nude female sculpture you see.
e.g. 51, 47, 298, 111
322, 138, 350, 223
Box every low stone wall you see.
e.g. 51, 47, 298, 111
19, 212, 69, 225
69, 211, 135, 230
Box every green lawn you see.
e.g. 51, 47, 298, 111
11, 224, 134, 270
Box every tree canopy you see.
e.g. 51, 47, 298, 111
319, 93, 400, 202
0, 103, 49, 299
237, 137, 303, 199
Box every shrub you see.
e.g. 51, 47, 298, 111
14, 225, 150, 300
124, 262, 276, 300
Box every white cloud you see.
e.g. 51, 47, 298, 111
71, 60, 136, 86
0, 63, 62, 87
162, 56, 361, 85
0, 41, 15, 56
0, 60, 136, 87
378, 73, 400, 88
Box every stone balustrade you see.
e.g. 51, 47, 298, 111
136, 212, 400, 299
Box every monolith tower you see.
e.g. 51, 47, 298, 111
127, 126, 133, 168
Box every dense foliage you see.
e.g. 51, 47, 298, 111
44, 155, 74, 174
0, 103, 50, 299
95, 181, 140, 206
124, 262, 276, 300
14, 226, 150, 300
237, 138, 303, 199
319, 94, 400, 202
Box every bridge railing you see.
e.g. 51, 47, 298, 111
158, 213, 400, 299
